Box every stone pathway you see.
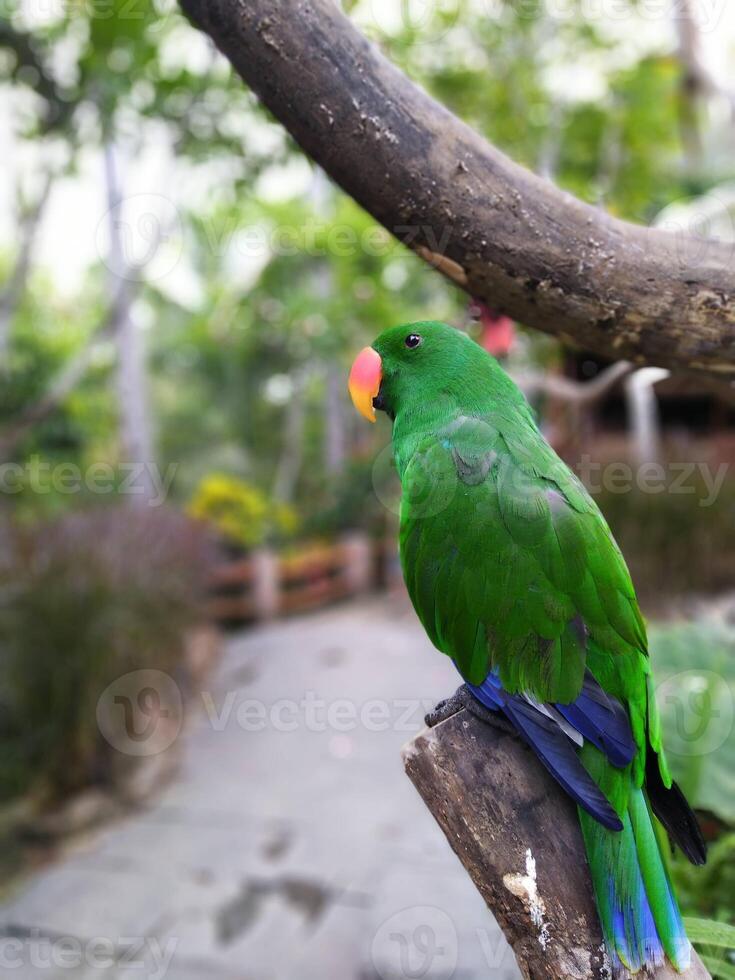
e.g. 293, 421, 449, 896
0, 598, 520, 979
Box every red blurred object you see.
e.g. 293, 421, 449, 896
470, 301, 516, 357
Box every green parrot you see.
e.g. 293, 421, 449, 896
348, 321, 706, 975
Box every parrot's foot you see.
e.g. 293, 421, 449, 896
424, 688, 466, 727
424, 684, 515, 736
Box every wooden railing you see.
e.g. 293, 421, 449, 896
207, 532, 385, 623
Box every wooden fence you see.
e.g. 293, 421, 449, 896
207, 532, 391, 623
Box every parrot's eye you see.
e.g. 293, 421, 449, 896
404, 333, 422, 349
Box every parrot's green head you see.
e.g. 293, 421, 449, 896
348, 320, 504, 425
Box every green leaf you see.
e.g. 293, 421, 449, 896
700, 955, 735, 980
684, 918, 735, 948
650, 621, 735, 824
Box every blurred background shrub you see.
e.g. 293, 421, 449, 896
597, 475, 735, 603
0, 506, 212, 804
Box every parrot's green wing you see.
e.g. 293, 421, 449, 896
399, 411, 657, 785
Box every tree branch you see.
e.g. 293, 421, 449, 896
0, 277, 136, 460
0, 23, 74, 131
403, 709, 711, 980
675, 0, 735, 118
178, 0, 735, 378
514, 360, 633, 405
0, 169, 55, 358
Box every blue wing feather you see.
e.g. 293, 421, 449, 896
467, 670, 625, 831
554, 672, 636, 769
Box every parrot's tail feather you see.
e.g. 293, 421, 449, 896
580, 786, 691, 976
645, 752, 707, 866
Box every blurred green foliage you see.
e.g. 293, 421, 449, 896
650, 619, 735, 932
684, 919, 735, 979
650, 620, 735, 826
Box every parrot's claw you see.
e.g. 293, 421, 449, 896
425, 684, 517, 735
424, 688, 466, 727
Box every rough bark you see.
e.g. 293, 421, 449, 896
179, 0, 735, 378
403, 709, 711, 980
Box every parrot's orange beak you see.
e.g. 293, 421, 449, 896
348, 347, 383, 423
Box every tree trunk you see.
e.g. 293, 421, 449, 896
624, 368, 669, 466
0, 170, 54, 363
273, 367, 308, 503
403, 709, 711, 980
0, 288, 128, 460
179, 0, 735, 378
323, 366, 345, 477
103, 141, 156, 505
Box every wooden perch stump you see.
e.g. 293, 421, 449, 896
402, 708, 710, 980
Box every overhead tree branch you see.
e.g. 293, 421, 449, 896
178, 0, 735, 379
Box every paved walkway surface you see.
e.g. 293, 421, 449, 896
0, 598, 520, 980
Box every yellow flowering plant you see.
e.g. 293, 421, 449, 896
188, 474, 298, 550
